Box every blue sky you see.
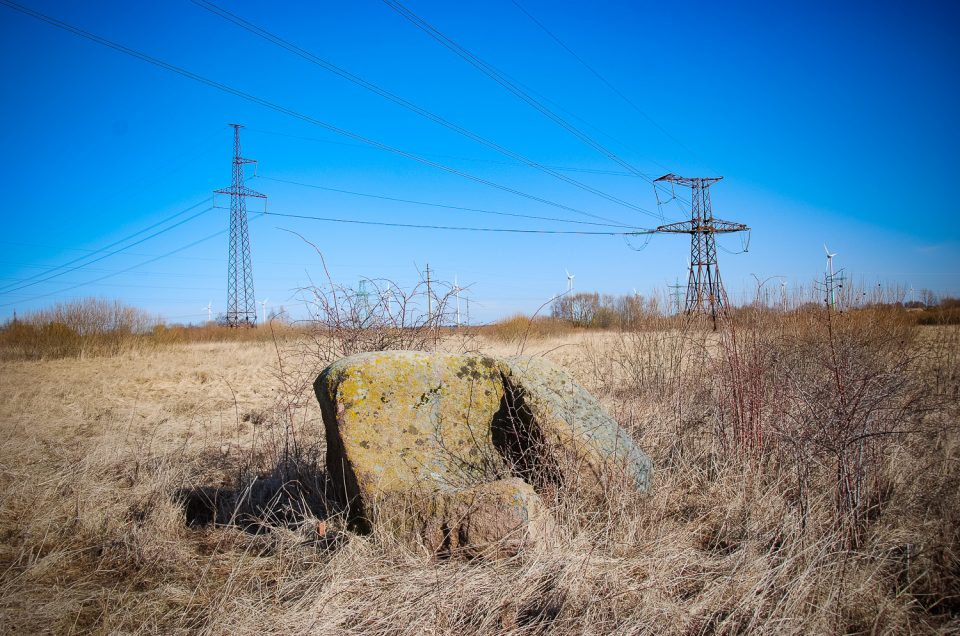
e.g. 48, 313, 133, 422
1, 0, 957, 323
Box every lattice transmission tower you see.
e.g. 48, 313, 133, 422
654, 174, 749, 328
215, 124, 266, 327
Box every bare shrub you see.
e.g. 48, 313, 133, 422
289, 237, 465, 369
300, 275, 457, 363
0, 297, 158, 359
773, 307, 929, 545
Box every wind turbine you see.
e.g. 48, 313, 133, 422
258, 298, 269, 324
824, 244, 838, 309
565, 268, 575, 293
203, 301, 212, 322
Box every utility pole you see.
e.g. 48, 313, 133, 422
425, 263, 432, 317
453, 275, 461, 328
216, 124, 265, 327
653, 174, 749, 329
835, 273, 847, 311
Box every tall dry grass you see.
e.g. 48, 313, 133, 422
0, 304, 957, 633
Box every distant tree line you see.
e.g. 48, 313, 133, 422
550, 292, 664, 328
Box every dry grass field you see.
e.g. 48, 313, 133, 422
1, 308, 958, 634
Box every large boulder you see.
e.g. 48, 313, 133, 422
315, 351, 652, 555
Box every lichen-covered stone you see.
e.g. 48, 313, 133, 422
317, 351, 510, 514
315, 350, 652, 556
503, 356, 653, 492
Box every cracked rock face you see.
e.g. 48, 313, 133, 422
315, 351, 653, 557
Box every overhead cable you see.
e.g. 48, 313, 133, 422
249, 128, 640, 176
252, 206, 654, 235
382, 1, 652, 183
259, 175, 639, 229
0, 214, 261, 309
0, 197, 211, 294
194, 0, 662, 222
0, 205, 214, 295
0, 0, 630, 228
510, 0, 706, 166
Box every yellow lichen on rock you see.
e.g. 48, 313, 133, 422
315, 350, 652, 557
319, 351, 508, 503
503, 356, 653, 492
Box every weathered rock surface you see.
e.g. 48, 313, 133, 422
501, 356, 654, 492
315, 350, 652, 556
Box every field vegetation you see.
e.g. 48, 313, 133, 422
0, 289, 958, 633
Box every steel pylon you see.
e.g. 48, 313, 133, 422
215, 124, 265, 327
654, 174, 748, 328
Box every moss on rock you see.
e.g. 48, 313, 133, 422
315, 351, 652, 556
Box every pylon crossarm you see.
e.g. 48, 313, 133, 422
710, 218, 749, 232
654, 173, 723, 188
655, 221, 747, 235
654, 220, 695, 233
214, 185, 267, 198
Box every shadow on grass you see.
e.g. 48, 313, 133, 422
176, 458, 347, 552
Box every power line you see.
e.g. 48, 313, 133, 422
259, 175, 640, 229
193, 0, 662, 222
0, 197, 211, 294
382, 0, 692, 217
471, 64, 691, 211
1, 280, 221, 293
382, 2, 653, 183
0, 205, 214, 296
249, 127, 643, 176
0, 0, 633, 229
510, 0, 706, 166
0, 214, 262, 309
251, 206, 654, 235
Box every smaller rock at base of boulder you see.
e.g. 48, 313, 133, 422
377, 477, 549, 558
